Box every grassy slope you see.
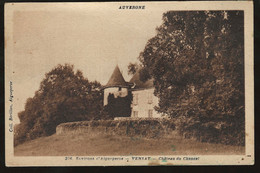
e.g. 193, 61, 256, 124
14, 132, 245, 156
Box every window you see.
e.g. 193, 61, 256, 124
148, 93, 153, 104
148, 110, 153, 118
118, 87, 122, 91
133, 93, 138, 105
133, 111, 138, 118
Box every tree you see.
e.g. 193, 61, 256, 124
104, 92, 133, 119
127, 62, 139, 75
138, 11, 244, 145
15, 64, 103, 145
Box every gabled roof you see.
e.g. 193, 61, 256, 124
129, 69, 154, 90
105, 65, 128, 88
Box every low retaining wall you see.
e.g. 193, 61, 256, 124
56, 119, 176, 139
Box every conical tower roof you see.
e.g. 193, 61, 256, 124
105, 65, 128, 88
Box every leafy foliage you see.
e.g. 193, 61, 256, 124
104, 91, 133, 119
127, 62, 139, 75
138, 11, 244, 145
57, 119, 176, 139
15, 64, 103, 146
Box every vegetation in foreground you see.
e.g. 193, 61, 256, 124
14, 132, 244, 156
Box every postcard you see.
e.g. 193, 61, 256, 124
5, 1, 254, 166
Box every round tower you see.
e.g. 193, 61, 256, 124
103, 65, 129, 105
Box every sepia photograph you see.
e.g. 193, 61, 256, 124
5, 1, 254, 166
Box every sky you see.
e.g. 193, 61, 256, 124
6, 3, 168, 123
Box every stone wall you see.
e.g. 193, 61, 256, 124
56, 119, 176, 139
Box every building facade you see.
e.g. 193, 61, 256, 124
131, 88, 161, 118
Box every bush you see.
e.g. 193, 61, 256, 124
14, 124, 27, 147
178, 116, 245, 146
56, 119, 176, 139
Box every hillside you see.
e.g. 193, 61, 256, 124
14, 132, 244, 156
